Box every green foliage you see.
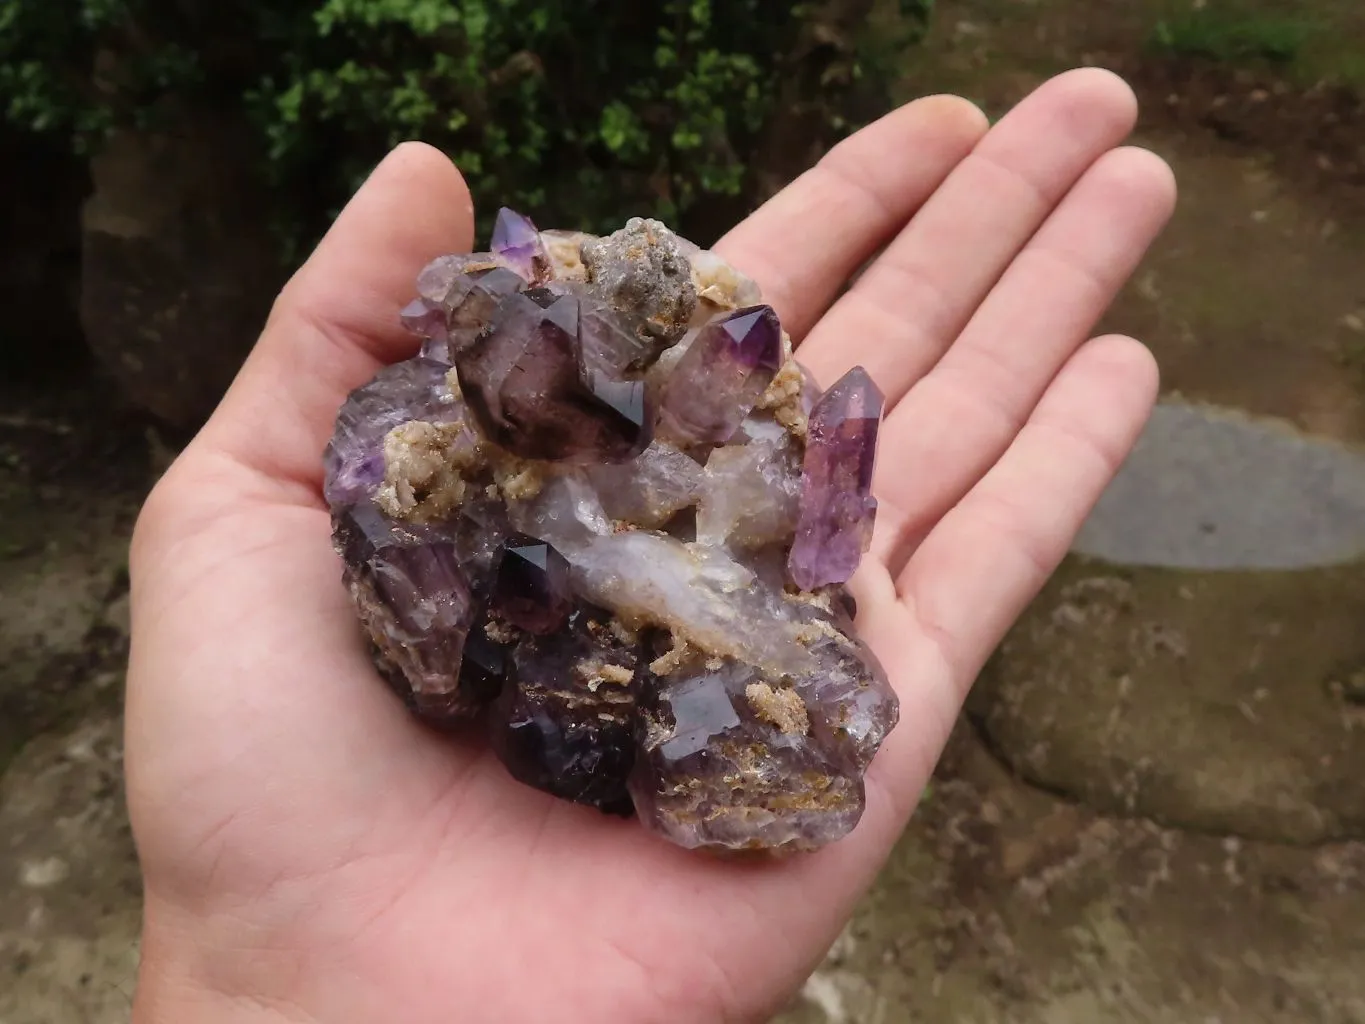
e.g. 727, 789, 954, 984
1150, 9, 1314, 66
0, 0, 932, 254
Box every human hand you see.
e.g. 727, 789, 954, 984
126, 68, 1174, 1023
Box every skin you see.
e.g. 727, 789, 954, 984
126, 69, 1176, 1023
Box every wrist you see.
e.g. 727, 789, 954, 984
133, 897, 317, 1024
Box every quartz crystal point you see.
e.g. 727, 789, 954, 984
410, 262, 526, 365
491, 207, 552, 285
333, 503, 479, 723
657, 304, 783, 445
489, 534, 573, 635
586, 441, 703, 529
696, 437, 800, 548
326, 210, 896, 853
490, 607, 639, 815
456, 288, 651, 462
631, 660, 866, 850
788, 367, 885, 591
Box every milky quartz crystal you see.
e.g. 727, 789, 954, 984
324, 208, 897, 852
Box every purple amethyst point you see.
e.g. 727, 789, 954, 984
455, 289, 652, 463
332, 503, 481, 723
489, 534, 573, 635
490, 608, 639, 815
787, 366, 884, 591
656, 304, 783, 446
491, 207, 552, 284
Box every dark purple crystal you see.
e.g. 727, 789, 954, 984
787, 367, 883, 590
323, 358, 463, 507
490, 609, 639, 815
657, 305, 783, 445
455, 289, 652, 462
459, 618, 510, 704
491, 208, 551, 285
489, 534, 573, 634
333, 503, 479, 723
629, 660, 864, 850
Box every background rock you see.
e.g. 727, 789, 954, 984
0, 130, 87, 381
969, 555, 1365, 844
0, 713, 141, 1024
776, 727, 1365, 1024
80, 113, 283, 429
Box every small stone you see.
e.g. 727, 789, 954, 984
582, 217, 698, 347
489, 534, 573, 634
788, 367, 884, 591
657, 305, 784, 446
20, 856, 69, 889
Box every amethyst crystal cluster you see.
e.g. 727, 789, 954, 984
324, 209, 898, 851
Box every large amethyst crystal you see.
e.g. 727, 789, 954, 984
325, 211, 897, 852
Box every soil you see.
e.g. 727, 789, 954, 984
4, 0, 1365, 1020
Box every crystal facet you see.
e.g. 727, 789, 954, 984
457, 289, 652, 463
491, 207, 552, 285
489, 534, 573, 635
657, 304, 783, 445
631, 661, 865, 850
490, 608, 638, 815
332, 502, 479, 723
788, 367, 884, 591
326, 212, 894, 853
697, 437, 800, 548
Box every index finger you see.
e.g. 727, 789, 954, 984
197, 143, 476, 497
713, 94, 987, 340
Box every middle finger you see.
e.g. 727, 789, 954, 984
795, 68, 1138, 396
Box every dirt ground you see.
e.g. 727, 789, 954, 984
4, 1, 1365, 1020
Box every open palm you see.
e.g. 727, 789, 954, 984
126, 69, 1174, 1023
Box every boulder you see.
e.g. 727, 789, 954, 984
80, 114, 282, 429
0, 130, 86, 379
971, 555, 1365, 844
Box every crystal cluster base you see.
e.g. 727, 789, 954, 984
324, 209, 898, 852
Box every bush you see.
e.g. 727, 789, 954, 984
0, 0, 932, 256
1150, 9, 1313, 66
